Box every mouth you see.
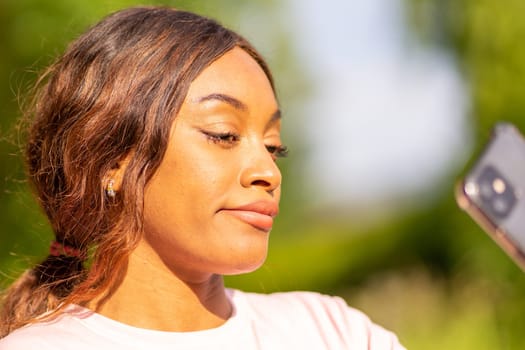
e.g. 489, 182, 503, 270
220, 201, 279, 232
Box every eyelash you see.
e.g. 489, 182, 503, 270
204, 131, 240, 144
203, 131, 289, 159
266, 144, 289, 158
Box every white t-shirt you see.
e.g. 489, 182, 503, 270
0, 289, 406, 349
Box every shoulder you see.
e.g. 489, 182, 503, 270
0, 308, 97, 350
235, 289, 372, 324
0, 322, 68, 350
231, 289, 406, 350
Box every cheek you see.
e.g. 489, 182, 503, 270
143, 143, 238, 233
176, 148, 237, 202
141, 162, 216, 261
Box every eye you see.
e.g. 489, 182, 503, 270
202, 130, 240, 145
266, 144, 289, 159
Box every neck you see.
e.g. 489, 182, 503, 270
92, 240, 232, 332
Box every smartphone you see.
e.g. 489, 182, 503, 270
456, 122, 525, 270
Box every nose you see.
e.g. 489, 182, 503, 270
240, 144, 282, 194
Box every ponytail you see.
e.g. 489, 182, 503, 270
0, 248, 86, 338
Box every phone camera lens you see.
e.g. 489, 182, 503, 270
493, 197, 509, 214
476, 165, 516, 220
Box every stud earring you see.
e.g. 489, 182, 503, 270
106, 179, 116, 198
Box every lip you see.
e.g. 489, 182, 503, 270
221, 201, 279, 231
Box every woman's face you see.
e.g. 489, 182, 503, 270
142, 47, 283, 280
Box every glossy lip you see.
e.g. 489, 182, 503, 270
220, 200, 279, 232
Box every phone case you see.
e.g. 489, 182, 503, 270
456, 123, 525, 270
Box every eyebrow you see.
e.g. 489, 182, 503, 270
197, 92, 282, 122
197, 93, 248, 111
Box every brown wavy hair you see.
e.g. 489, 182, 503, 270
0, 6, 274, 337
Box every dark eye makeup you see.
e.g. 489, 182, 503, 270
201, 130, 288, 159
266, 145, 288, 159
203, 131, 240, 144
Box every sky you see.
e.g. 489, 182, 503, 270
284, 0, 471, 209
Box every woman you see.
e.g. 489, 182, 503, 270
0, 7, 405, 349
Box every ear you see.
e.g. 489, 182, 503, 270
105, 153, 133, 194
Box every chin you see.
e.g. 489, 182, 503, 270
222, 251, 268, 276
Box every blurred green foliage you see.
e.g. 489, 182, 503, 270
2, 0, 525, 348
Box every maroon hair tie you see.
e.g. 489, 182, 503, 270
49, 241, 85, 259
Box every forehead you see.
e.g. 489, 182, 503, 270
184, 47, 277, 110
